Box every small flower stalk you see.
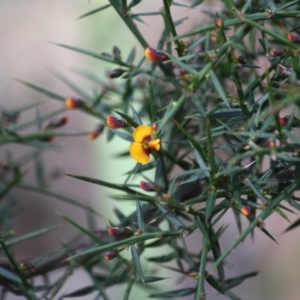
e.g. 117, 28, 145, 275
144, 47, 167, 62
129, 125, 160, 164
106, 115, 127, 128
107, 226, 133, 238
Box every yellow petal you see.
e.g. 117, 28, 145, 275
132, 125, 153, 142
148, 139, 160, 151
129, 142, 150, 164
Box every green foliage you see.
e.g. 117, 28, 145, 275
2, 0, 300, 299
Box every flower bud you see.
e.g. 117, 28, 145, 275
266, 139, 275, 148
107, 226, 133, 238
240, 206, 251, 216
19, 263, 36, 273
113, 46, 121, 57
45, 116, 68, 130
65, 97, 85, 109
88, 124, 104, 140
106, 115, 127, 128
277, 64, 291, 77
140, 181, 157, 192
238, 55, 247, 65
144, 47, 167, 62
104, 249, 119, 261
189, 271, 199, 279
269, 47, 286, 57
215, 18, 223, 28
108, 68, 125, 79
210, 34, 218, 43
151, 123, 158, 132
287, 32, 300, 44
39, 135, 55, 142
279, 117, 288, 126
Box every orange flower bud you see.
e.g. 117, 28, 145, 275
210, 35, 218, 43
45, 116, 68, 129
266, 139, 275, 148
238, 55, 247, 65
144, 47, 167, 62
107, 226, 133, 237
269, 47, 286, 57
240, 206, 251, 216
287, 32, 300, 44
106, 115, 127, 128
88, 124, 104, 140
140, 181, 157, 192
215, 18, 223, 28
108, 68, 125, 79
65, 97, 85, 109
104, 249, 119, 261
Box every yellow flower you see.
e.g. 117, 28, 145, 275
129, 125, 160, 164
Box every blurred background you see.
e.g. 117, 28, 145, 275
1, 1, 300, 299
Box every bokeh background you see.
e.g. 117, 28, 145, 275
1, 1, 300, 299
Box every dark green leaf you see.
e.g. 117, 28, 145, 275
131, 245, 144, 283
150, 288, 195, 298
77, 4, 111, 19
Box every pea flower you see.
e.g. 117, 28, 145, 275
129, 125, 160, 164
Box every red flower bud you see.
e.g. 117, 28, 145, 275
88, 124, 104, 140
108, 68, 125, 79
45, 116, 68, 129
140, 181, 157, 192
144, 47, 167, 62
106, 115, 127, 128
269, 47, 286, 57
104, 249, 119, 261
279, 117, 288, 126
287, 32, 300, 44
107, 226, 133, 237
240, 206, 251, 216
65, 97, 85, 109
